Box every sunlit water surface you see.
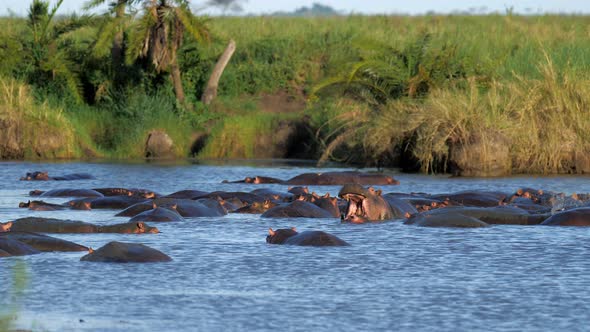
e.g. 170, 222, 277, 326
1, 161, 590, 331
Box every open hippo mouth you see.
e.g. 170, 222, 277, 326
340, 193, 369, 223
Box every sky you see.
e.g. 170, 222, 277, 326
1, 0, 589, 16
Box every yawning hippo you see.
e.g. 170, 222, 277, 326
339, 184, 395, 222
80, 241, 172, 263
266, 228, 350, 246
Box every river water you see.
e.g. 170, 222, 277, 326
1, 161, 589, 331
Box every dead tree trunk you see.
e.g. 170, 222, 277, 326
201, 39, 236, 105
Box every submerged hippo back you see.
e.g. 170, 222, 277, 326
261, 201, 334, 218
80, 241, 172, 263
284, 231, 350, 246
0, 238, 41, 256
11, 217, 99, 233
0, 231, 88, 252
541, 207, 590, 226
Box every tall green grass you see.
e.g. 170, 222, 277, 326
354, 56, 590, 174
0, 77, 79, 159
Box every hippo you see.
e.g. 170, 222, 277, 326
404, 213, 490, 228
0, 237, 41, 256
92, 188, 159, 198
80, 241, 172, 263
381, 194, 419, 218
288, 186, 309, 196
129, 206, 185, 222
19, 200, 90, 211
118, 198, 226, 218
193, 198, 228, 216
66, 196, 148, 210
222, 176, 283, 184
0, 231, 88, 252
1, 221, 12, 232
11, 217, 159, 234
297, 193, 341, 218
339, 184, 395, 222
223, 171, 399, 186
419, 206, 549, 225
507, 197, 551, 213
266, 228, 349, 246
233, 200, 278, 214
261, 200, 335, 218
194, 191, 265, 206
285, 171, 399, 186
20, 171, 95, 181
250, 188, 293, 202
432, 191, 508, 207
29, 189, 45, 196
39, 188, 104, 198
541, 207, 590, 226
0, 249, 10, 257
163, 190, 209, 199
19, 200, 68, 211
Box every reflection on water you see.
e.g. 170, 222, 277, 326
1, 161, 590, 331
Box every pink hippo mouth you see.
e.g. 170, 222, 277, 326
341, 193, 368, 223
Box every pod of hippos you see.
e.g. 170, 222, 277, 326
4, 170, 590, 261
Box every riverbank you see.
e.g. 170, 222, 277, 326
1, 14, 589, 175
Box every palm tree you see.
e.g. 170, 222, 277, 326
126, 0, 209, 105
26, 0, 84, 102
84, 0, 133, 84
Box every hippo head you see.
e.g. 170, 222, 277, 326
0, 221, 12, 232
135, 222, 159, 234
29, 190, 44, 196
338, 184, 393, 222
266, 227, 297, 244
21, 172, 49, 181
288, 186, 309, 196
19, 201, 31, 208
71, 201, 92, 210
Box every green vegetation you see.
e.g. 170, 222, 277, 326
1, 3, 589, 174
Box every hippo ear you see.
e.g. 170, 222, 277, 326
288, 186, 292, 190
136, 222, 145, 230
152, 202, 157, 209
88, 247, 94, 253
323, 193, 330, 198
291, 227, 297, 232
376, 189, 382, 196
171, 204, 178, 210
84, 202, 92, 210
268, 228, 276, 236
